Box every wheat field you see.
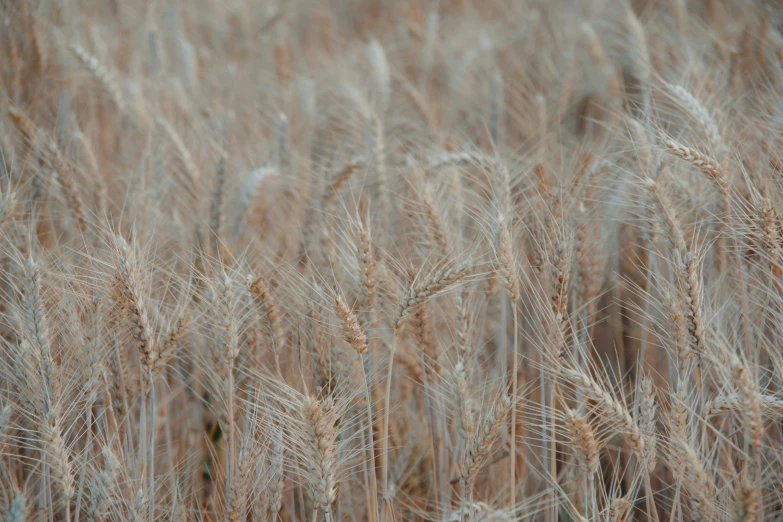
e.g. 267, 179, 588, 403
1, 0, 782, 520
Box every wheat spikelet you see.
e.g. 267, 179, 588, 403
40, 413, 75, 500
209, 156, 227, 255
29, 10, 47, 73
275, 113, 290, 181
561, 367, 643, 453
460, 394, 510, 491
639, 375, 658, 473
157, 117, 200, 190
366, 116, 387, 211
662, 137, 726, 191
68, 42, 127, 114
21, 257, 52, 373
0, 190, 15, 228
563, 408, 599, 476
426, 151, 493, 170
322, 160, 364, 204
367, 38, 391, 113
215, 270, 239, 364
729, 355, 764, 453
84, 446, 120, 521
451, 358, 476, 440
8, 106, 88, 231
50, 161, 89, 234
757, 197, 782, 275
266, 428, 285, 520
412, 300, 439, 379
7, 105, 40, 144
492, 212, 519, 302
734, 483, 761, 522
551, 235, 571, 327
357, 218, 376, 313
489, 67, 505, 143
672, 437, 716, 521
236, 167, 275, 233
666, 84, 724, 157
300, 395, 338, 516
623, 7, 651, 116
5, 490, 27, 522
706, 393, 783, 417
679, 252, 706, 360
447, 502, 512, 522
454, 291, 471, 358
644, 178, 708, 360
224, 432, 259, 522
334, 291, 368, 354
609, 497, 632, 522
249, 277, 283, 372
627, 117, 653, 170
644, 178, 687, 254
113, 236, 157, 369
660, 286, 692, 379
81, 296, 107, 404
669, 381, 690, 480
394, 259, 469, 328
158, 313, 188, 368
0, 403, 11, 439
421, 180, 451, 255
